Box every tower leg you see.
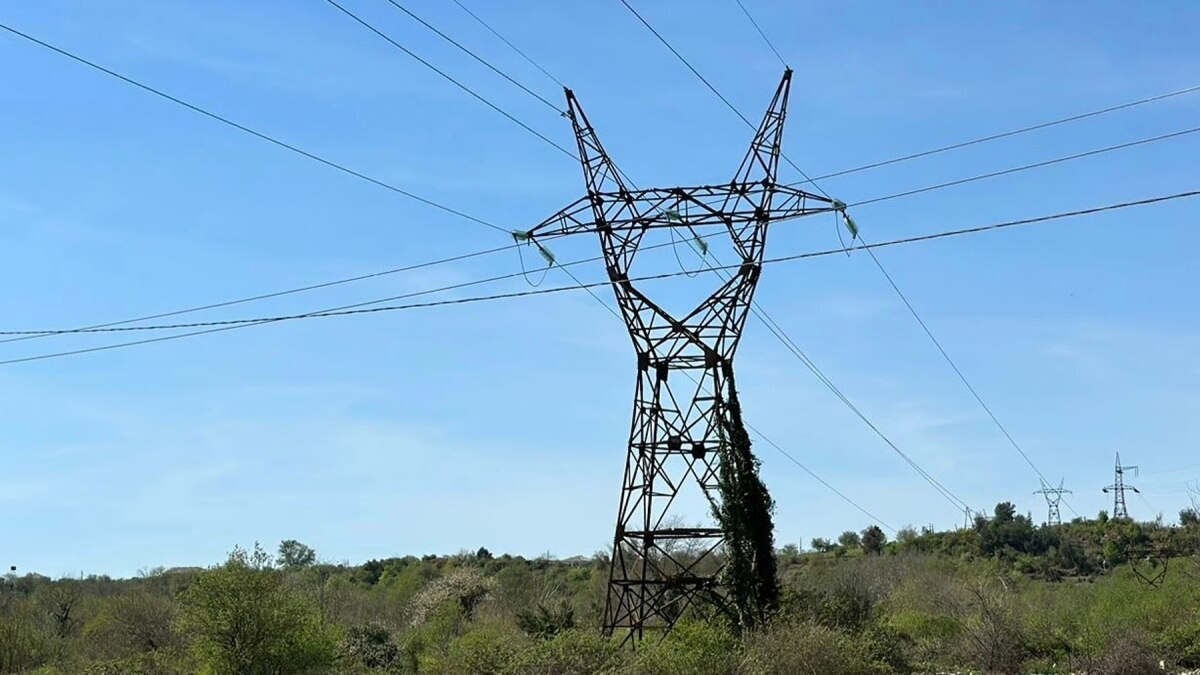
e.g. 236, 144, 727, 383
603, 360, 729, 640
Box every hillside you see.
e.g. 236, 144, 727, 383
2, 505, 1199, 674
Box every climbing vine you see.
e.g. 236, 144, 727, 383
713, 370, 779, 630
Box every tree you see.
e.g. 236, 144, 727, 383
838, 531, 862, 550
861, 525, 887, 556
111, 590, 178, 652
1180, 508, 1199, 527
994, 502, 1017, 523
810, 538, 835, 553
277, 540, 316, 569
179, 545, 338, 674
516, 602, 576, 639
37, 580, 81, 638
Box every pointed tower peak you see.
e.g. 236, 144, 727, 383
730, 70, 793, 187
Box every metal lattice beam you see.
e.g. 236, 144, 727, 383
528, 70, 834, 641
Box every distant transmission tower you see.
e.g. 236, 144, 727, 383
524, 70, 835, 641
1033, 479, 1072, 526
1102, 452, 1139, 519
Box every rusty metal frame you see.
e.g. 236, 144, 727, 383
528, 70, 834, 641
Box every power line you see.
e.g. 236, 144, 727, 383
22, 5, 887, 531
618, 0, 968, 512
0, 271, 616, 367
799, 84, 1200, 185
450, 0, 566, 89
626, 1, 1200, 202
12, 190, 1191, 339
856, 238, 1080, 517
731, 0, 786, 68
323, 0, 576, 159
2, 13, 899, 531
596, 0, 1200, 515
846, 125, 1200, 207
9, 192, 1193, 523
0, 22, 506, 234
616, 0, 830, 195
0, 243, 520, 345
379, 0, 563, 113
10, 174, 1189, 343
10, 10, 1191, 520
746, 424, 896, 532
749, 299, 970, 511
618, 0, 751, 131
11, 16, 1192, 264
548, 232, 899, 534
697, 3, 1191, 518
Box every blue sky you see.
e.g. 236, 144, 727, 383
1, 1, 1198, 578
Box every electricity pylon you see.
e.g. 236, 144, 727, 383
1102, 452, 1139, 520
525, 70, 835, 641
1033, 479, 1071, 526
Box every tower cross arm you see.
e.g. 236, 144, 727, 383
523, 183, 838, 241
520, 195, 597, 241
768, 184, 840, 221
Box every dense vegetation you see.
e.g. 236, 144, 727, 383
3, 505, 1199, 674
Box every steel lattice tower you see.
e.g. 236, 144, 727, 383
526, 70, 835, 640
1102, 452, 1139, 520
1033, 479, 1071, 526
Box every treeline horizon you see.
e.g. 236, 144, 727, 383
10, 500, 1198, 582
2, 501, 1198, 674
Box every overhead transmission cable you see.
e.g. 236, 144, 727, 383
15, 151, 1186, 338
619, 0, 971, 515
728, 0, 1073, 514
12, 192, 1192, 527
368, 0, 897, 526
449, 0, 567, 88
845, 126, 1200, 207
379, 0, 563, 113
3, 4, 885, 527
0, 242, 520, 345
733, 0, 787, 68
727, 0, 1187, 520
647, 0, 1199, 518
359, 0, 1196, 519
800, 85, 1200, 185
10, 192, 1188, 338
7, 19, 1194, 266
472, 0, 1199, 192
4, 191, 1194, 356
8, 14, 1191, 519
7, 18, 1196, 243
0, 22, 506, 234
321, 0, 576, 159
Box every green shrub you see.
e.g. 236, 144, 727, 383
741, 621, 884, 675
0, 612, 55, 673
437, 628, 526, 674
627, 620, 740, 675
340, 622, 401, 670
77, 649, 194, 675
504, 629, 621, 675
177, 545, 340, 675
959, 590, 1028, 675
1088, 635, 1161, 675
1157, 618, 1200, 668
515, 602, 575, 639
857, 623, 911, 673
